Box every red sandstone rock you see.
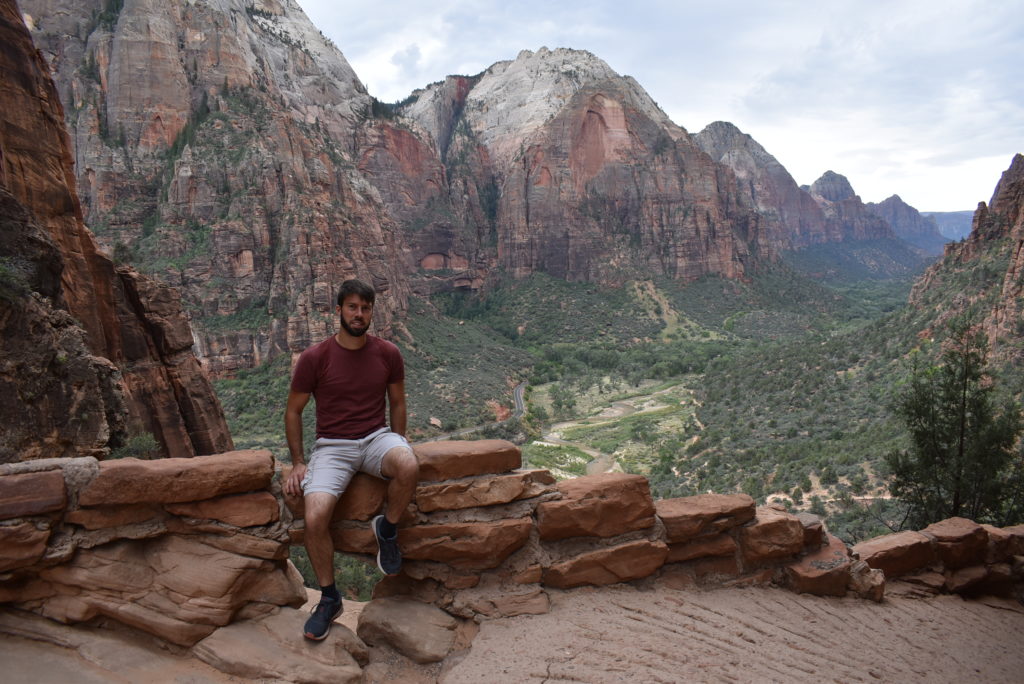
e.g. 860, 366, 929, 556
358, 597, 458, 664
1001, 524, 1024, 556
945, 565, 988, 593
737, 507, 804, 566
666, 533, 737, 563
0, 522, 51, 572
921, 517, 988, 570
847, 559, 885, 602
165, 492, 279, 527
981, 524, 1013, 563
543, 540, 668, 589
537, 473, 655, 541
66, 504, 163, 530
853, 530, 936, 578
414, 440, 521, 481
785, 534, 852, 597
79, 450, 274, 506
0, 471, 66, 519
655, 493, 755, 543
449, 585, 550, 619
795, 512, 825, 548
416, 469, 555, 512
401, 518, 534, 570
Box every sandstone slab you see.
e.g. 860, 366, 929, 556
414, 440, 521, 482
449, 585, 550, 619
543, 540, 668, 589
357, 597, 458, 664
65, 504, 162, 530
415, 469, 555, 512
666, 533, 736, 563
79, 450, 273, 506
945, 565, 988, 593
401, 518, 533, 570
655, 493, 755, 543
737, 507, 804, 566
165, 492, 279, 527
0, 470, 66, 519
0, 522, 51, 571
921, 517, 988, 570
854, 530, 936, 578
537, 473, 655, 541
795, 512, 825, 548
193, 610, 363, 683
785, 534, 851, 597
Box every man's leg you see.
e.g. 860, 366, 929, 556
303, 492, 339, 586
380, 445, 419, 524
370, 443, 418, 575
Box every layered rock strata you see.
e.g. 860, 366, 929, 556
0, 449, 305, 646
3, 439, 1022, 674
867, 194, 947, 255
0, 0, 232, 459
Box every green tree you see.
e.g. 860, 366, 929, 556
885, 322, 1023, 528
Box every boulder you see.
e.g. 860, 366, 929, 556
165, 492, 279, 527
536, 473, 655, 541
785, 534, 851, 597
795, 512, 825, 548
543, 540, 668, 589
981, 524, 1014, 563
193, 609, 365, 683
415, 469, 555, 512
0, 470, 66, 519
79, 450, 274, 506
655, 493, 755, 543
921, 517, 988, 570
666, 533, 736, 563
357, 597, 458, 664
414, 440, 521, 482
283, 470, 387, 523
847, 560, 886, 602
853, 530, 935, 578
737, 507, 804, 566
945, 565, 988, 594
1005, 524, 1024, 556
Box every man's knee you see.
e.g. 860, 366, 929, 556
303, 493, 337, 531
383, 445, 418, 481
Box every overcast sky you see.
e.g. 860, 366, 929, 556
297, 0, 1022, 212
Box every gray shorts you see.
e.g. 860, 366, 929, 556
301, 427, 411, 498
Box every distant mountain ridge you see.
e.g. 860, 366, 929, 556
18, 0, 949, 377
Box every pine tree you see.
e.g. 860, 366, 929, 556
886, 320, 1023, 528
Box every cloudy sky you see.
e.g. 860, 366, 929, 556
297, 0, 1022, 212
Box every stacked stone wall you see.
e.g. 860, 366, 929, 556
0, 450, 305, 646
3, 439, 1023, 665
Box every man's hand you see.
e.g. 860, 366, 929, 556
285, 463, 307, 498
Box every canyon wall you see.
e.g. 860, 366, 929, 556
1, 0, 231, 458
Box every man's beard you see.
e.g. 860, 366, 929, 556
340, 317, 369, 337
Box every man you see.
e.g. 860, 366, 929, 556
284, 279, 419, 641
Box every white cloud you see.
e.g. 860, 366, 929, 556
297, 0, 1024, 211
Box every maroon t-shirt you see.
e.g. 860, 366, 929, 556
290, 335, 405, 439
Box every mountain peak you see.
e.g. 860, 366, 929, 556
810, 170, 857, 202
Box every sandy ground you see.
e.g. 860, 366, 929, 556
3, 585, 1023, 683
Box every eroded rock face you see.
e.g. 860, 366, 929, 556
868, 194, 947, 255
0, 0, 231, 459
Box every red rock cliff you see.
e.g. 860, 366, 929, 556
0, 0, 231, 458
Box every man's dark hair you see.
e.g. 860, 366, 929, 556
337, 279, 376, 306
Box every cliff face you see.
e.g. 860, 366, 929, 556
807, 171, 895, 242
0, 0, 231, 459
22, 0, 413, 376
868, 195, 947, 255
910, 154, 1024, 367
695, 121, 834, 249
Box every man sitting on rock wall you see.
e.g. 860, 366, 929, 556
284, 278, 419, 641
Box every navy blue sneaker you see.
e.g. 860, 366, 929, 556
372, 514, 402, 575
303, 595, 342, 641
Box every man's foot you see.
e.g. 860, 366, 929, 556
303, 595, 343, 641
372, 514, 402, 575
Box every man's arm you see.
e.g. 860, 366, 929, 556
387, 380, 407, 437
284, 390, 311, 497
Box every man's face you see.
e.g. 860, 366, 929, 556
337, 295, 373, 337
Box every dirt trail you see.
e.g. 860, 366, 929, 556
442, 585, 1024, 683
